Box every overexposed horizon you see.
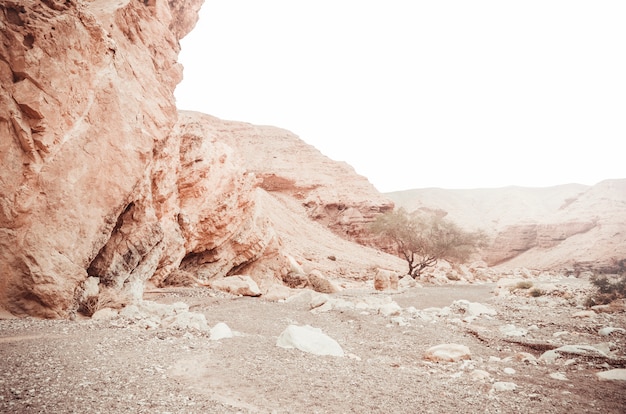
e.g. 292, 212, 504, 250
175, 1, 626, 193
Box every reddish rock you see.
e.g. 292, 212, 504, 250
0, 0, 202, 317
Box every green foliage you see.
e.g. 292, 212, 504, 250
369, 208, 487, 279
585, 272, 626, 307
585, 258, 626, 307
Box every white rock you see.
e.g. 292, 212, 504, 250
119, 304, 141, 319
599, 327, 626, 336
596, 369, 626, 381
423, 344, 471, 362
378, 302, 402, 317
549, 372, 569, 381
210, 322, 234, 340
164, 312, 209, 332
210, 275, 261, 297
276, 325, 344, 357
540, 344, 609, 364
499, 324, 528, 337
263, 284, 294, 302
390, 316, 409, 326
286, 254, 305, 275
572, 310, 596, 318
451, 300, 497, 317
398, 275, 418, 289
309, 293, 330, 310
503, 367, 516, 375
492, 382, 518, 392
91, 307, 118, 320
470, 369, 491, 381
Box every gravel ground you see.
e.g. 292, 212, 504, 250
1, 282, 625, 413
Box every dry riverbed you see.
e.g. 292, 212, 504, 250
1, 279, 625, 413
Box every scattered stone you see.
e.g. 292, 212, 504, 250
398, 275, 418, 289
210, 322, 234, 341
390, 316, 409, 326
378, 302, 402, 317
549, 372, 569, 381
513, 352, 538, 365
307, 270, 339, 294
499, 324, 528, 337
598, 327, 626, 336
491, 382, 517, 392
423, 344, 471, 363
91, 307, 119, 320
210, 275, 261, 297
263, 284, 294, 302
309, 293, 330, 310
540, 344, 609, 364
503, 367, 516, 375
374, 269, 399, 291
596, 369, 626, 381
572, 310, 596, 318
276, 325, 344, 357
450, 300, 497, 322
163, 312, 209, 331
118, 301, 209, 331
470, 369, 491, 381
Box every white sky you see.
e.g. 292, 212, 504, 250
175, 0, 625, 193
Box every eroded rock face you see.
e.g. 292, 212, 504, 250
177, 112, 395, 246
485, 221, 597, 266
0, 1, 407, 318
0, 0, 203, 317
388, 181, 626, 271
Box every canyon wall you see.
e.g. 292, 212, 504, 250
0, 1, 404, 317
0, 0, 204, 317
180, 112, 395, 245
388, 180, 626, 271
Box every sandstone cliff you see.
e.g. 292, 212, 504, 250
387, 180, 626, 271
0, 1, 404, 317
179, 112, 394, 245
0, 0, 203, 317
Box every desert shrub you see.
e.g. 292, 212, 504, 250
77, 290, 122, 317
528, 288, 544, 297
369, 208, 487, 279
585, 273, 626, 307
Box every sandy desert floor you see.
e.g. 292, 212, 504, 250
1, 280, 625, 414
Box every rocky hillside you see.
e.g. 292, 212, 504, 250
0, 0, 403, 318
387, 180, 626, 271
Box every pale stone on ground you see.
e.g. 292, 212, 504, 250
276, 325, 344, 357
492, 382, 518, 392
598, 327, 626, 336
91, 308, 119, 320
210, 322, 234, 341
210, 276, 262, 297
596, 369, 626, 381
423, 344, 471, 362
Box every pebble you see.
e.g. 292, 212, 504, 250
492, 382, 517, 392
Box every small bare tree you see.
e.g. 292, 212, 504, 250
370, 208, 487, 279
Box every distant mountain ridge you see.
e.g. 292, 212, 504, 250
387, 179, 626, 271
